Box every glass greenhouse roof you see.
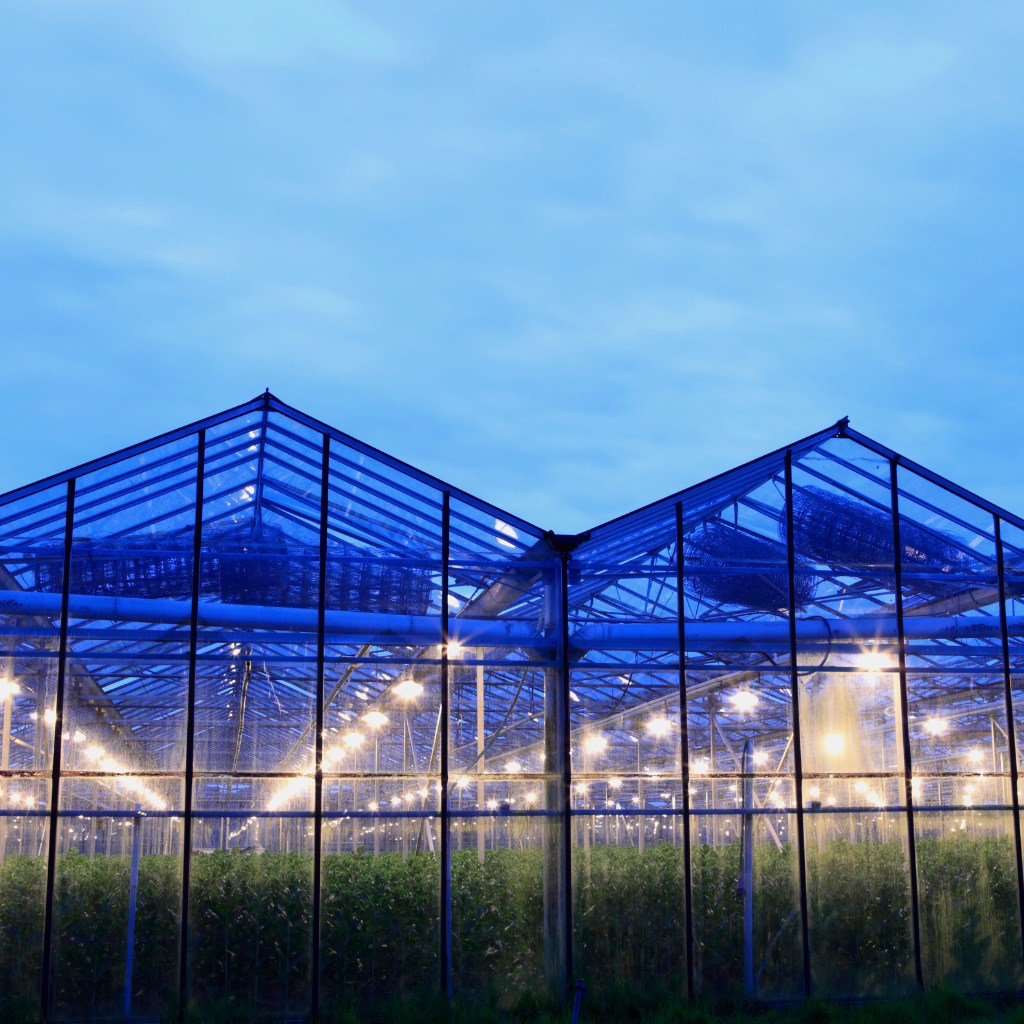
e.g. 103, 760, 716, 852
3, 391, 1024, 1018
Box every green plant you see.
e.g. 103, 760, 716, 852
0, 835, 1020, 1021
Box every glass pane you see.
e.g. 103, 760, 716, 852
895, 467, 1020, 990
691, 796, 801, 1000
791, 440, 915, 996
50, 780, 182, 1020
569, 507, 686, 997
999, 520, 1024, 775
915, 809, 1022, 991
0, 482, 67, 1015
188, 777, 313, 1017
680, 462, 803, 999
445, 497, 552, 1001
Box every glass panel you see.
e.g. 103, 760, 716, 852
690, 797, 801, 1000
792, 439, 915, 996
321, 805, 440, 1004
0, 482, 67, 1013
895, 467, 1020, 990
50, 779, 182, 1020
445, 497, 551, 1001
915, 809, 1022, 991
999, 520, 1024, 775
569, 505, 686, 997
0, 777, 48, 1010
188, 778, 313, 1017
804, 800, 914, 997
680, 463, 803, 999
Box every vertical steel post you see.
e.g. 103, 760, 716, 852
994, 516, 1024, 978
739, 741, 754, 995
784, 453, 812, 997
178, 430, 206, 1015
890, 458, 924, 991
675, 502, 695, 1000
0, 677, 13, 869
40, 478, 74, 1020
123, 803, 142, 1017
560, 550, 573, 987
476, 649, 485, 864
311, 435, 330, 1018
440, 492, 452, 997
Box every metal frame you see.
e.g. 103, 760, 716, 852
3, 398, 1023, 1018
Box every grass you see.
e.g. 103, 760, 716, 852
150, 987, 1024, 1024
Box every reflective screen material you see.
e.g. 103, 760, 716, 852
2, 396, 1024, 1017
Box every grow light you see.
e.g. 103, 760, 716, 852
729, 691, 758, 712
394, 679, 423, 699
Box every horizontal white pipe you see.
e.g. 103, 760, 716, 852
0, 590, 1017, 650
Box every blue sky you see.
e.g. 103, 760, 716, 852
2, 1, 1023, 532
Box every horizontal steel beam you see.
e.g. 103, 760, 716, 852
0, 590, 1017, 650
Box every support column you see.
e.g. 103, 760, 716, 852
889, 458, 924, 992
439, 493, 452, 997
542, 555, 567, 996
476, 649, 485, 864
543, 660, 566, 996
994, 516, 1024, 983
784, 453, 812, 998
738, 741, 754, 995
0, 664, 13, 868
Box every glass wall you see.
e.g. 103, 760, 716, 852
2, 395, 1024, 1018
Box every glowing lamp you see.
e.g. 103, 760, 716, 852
394, 679, 423, 699
363, 712, 388, 728
856, 652, 889, 672
729, 691, 758, 712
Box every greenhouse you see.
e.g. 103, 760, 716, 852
1, 391, 1023, 1020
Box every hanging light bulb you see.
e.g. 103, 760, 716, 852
394, 679, 423, 699
823, 734, 844, 756
584, 735, 607, 754
856, 652, 889, 672
363, 712, 388, 728
729, 692, 758, 712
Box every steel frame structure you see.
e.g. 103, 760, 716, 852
0, 393, 1023, 1018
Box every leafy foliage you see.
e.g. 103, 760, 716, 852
0, 836, 1019, 1021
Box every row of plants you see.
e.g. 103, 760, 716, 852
0, 835, 1017, 1020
